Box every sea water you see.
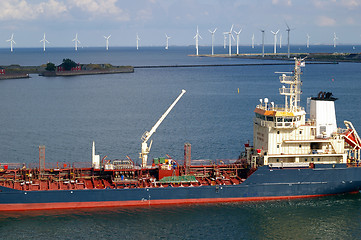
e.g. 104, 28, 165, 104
0, 45, 360, 239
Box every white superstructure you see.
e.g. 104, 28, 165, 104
251, 58, 360, 168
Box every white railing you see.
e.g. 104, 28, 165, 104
256, 104, 304, 113
279, 75, 295, 84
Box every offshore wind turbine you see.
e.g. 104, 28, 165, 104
6, 34, 16, 52
165, 34, 171, 50
251, 33, 255, 48
271, 29, 279, 54
136, 33, 140, 50
209, 28, 217, 55
306, 34, 310, 48
72, 33, 81, 51
40, 33, 49, 52
260, 29, 265, 57
223, 34, 227, 48
104, 35, 111, 51
333, 32, 338, 48
279, 34, 282, 48
234, 28, 242, 55
224, 25, 235, 56
285, 22, 293, 58
193, 26, 202, 56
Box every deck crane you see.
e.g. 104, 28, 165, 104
140, 89, 186, 168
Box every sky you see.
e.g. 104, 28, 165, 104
0, 0, 361, 48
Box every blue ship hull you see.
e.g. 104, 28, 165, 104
1, 164, 360, 211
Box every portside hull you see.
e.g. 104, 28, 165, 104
1, 164, 361, 211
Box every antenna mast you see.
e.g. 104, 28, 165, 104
279, 58, 304, 112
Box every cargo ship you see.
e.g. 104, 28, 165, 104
1, 57, 361, 211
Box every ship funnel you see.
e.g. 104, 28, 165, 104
309, 92, 338, 138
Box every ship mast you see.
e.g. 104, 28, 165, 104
279, 57, 305, 112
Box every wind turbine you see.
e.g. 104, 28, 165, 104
271, 29, 279, 54
136, 33, 140, 50
223, 33, 227, 48
194, 26, 202, 56
333, 32, 338, 48
224, 24, 235, 56
260, 29, 265, 57
285, 22, 293, 58
234, 28, 242, 55
306, 34, 310, 48
279, 34, 282, 48
72, 33, 81, 51
209, 28, 217, 55
40, 33, 49, 52
165, 34, 171, 50
6, 34, 16, 52
104, 35, 111, 51
251, 33, 255, 48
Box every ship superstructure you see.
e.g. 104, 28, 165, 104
1, 58, 361, 211
252, 58, 355, 167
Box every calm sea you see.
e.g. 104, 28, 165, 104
0, 45, 361, 239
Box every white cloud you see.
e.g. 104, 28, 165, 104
314, 0, 360, 9
340, 0, 361, 8
271, 0, 292, 6
37, 0, 68, 17
136, 9, 153, 21
67, 0, 130, 21
0, 0, 67, 20
317, 16, 336, 26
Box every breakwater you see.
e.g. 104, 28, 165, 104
134, 62, 337, 69
191, 52, 361, 62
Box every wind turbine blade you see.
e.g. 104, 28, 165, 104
231, 34, 235, 41
230, 24, 234, 32
285, 21, 290, 30
271, 31, 275, 34
276, 30, 280, 34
